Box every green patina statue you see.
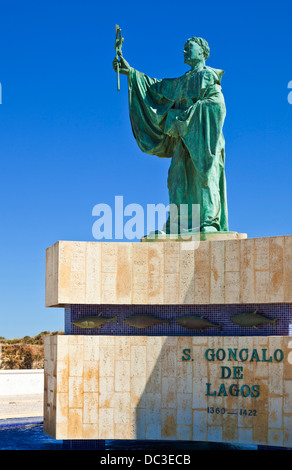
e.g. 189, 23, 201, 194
113, 33, 228, 235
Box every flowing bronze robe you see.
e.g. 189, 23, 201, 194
127, 65, 228, 233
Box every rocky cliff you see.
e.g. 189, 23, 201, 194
0, 331, 63, 369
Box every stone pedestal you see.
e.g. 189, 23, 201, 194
46, 235, 292, 307
44, 235, 292, 447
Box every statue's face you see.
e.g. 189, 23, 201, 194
183, 40, 204, 65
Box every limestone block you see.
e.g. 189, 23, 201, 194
240, 239, 255, 303
210, 241, 225, 303
116, 243, 132, 303
45, 236, 292, 306
44, 335, 292, 446
148, 244, 164, 303
269, 237, 284, 303
85, 243, 101, 303
284, 236, 292, 302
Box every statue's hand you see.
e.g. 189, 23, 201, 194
166, 123, 179, 138
113, 56, 130, 76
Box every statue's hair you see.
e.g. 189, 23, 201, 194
187, 37, 210, 60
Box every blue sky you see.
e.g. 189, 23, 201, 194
0, 0, 292, 338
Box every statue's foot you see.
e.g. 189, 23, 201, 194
200, 226, 218, 233
145, 230, 166, 239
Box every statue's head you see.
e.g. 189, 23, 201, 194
183, 37, 210, 66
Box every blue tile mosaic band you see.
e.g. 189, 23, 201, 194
64, 303, 292, 337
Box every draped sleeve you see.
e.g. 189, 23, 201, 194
128, 68, 176, 158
